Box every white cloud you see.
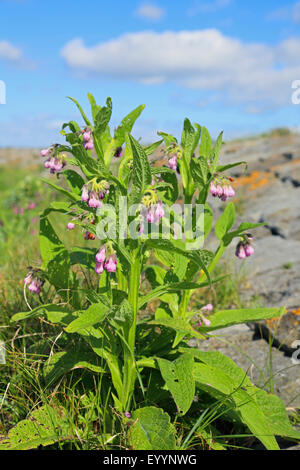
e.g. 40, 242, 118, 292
0, 40, 22, 61
61, 29, 300, 112
135, 3, 165, 21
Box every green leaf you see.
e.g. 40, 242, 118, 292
94, 97, 112, 136
216, 161, 248, 173
114, 104, 145, 147
144, 139, 163, 156
67, 96, 91, 126
202, 307, 286, 332
157, 354, 195, 415
87, 92, 101, 122
44, 349, 105, 385
180, 348, 253, 388
41, 178, 79, 202
215, 202, 236, 241
130, 407, 176, 450
181, 119, 200, 160
191, 157, 209, 186
253, 389, 300, 440
0, 405, 74, 450
210, 131, 223, 173
65, 302, 108, 333
224, 222, 266, 245
157, 131, 177, 147
138, 279, 212, 309
128, 134, 152, 203
199, 127, 211, 158
193, 363, 279, 450
11, 304, 71, 323
40, 213, 71, 290
146, 239, 212, 284
147, 317, 205, 339
62, 169, 85, 195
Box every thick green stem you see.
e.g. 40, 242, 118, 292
121, 250, 140, 411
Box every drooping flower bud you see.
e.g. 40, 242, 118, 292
24, 273, 33, 285
114, 146, 123, 158
202, 304, 213, 312
40, 148, 50, 157
81, 185, 89, 203
203, 318, 211, 327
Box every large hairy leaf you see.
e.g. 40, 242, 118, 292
65, 302, 108, 333
128, 134, 152, 203
44, 349, 106, 385
193, 363, 279, 450
0, 405, 74, 450
157, 353, 195, 415
201, 307, 286, 331
130, 407, 176, 450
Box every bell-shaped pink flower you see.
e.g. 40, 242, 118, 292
96, 246, 106, 263
83, 131, 91, 142
235, 242, 247, 259
84, 140, 94, 150
95, 262, 104, 275
244, 244, 254, 257
155, 201, 164, 221
168, 155, 177, 171
104, 254, 117, 273
88, 191, 102, 208
67, 222, 75, 230
210, 182, 218, 197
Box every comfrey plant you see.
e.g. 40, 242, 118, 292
8, 95, 300, 451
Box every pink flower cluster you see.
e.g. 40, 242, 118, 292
81, 182, 109, 209
24, 271, 44, 295
210, 180, 235, 202
95, 246, 117, 274
138, 200, 165, 234
40, 147, 66, 175
235, 237, 255, 259
81, 128, 94, 150
197, 304, 213, 327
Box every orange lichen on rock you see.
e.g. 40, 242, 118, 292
291, 307, 300, 316
234, 170, 274, 190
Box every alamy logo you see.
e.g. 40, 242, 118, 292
292, 340, 300, 365
0, 341, 5, 364
291, 80, 300, 105
0, 80, 6, 104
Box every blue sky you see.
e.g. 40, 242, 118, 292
0, 0, 300, 146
